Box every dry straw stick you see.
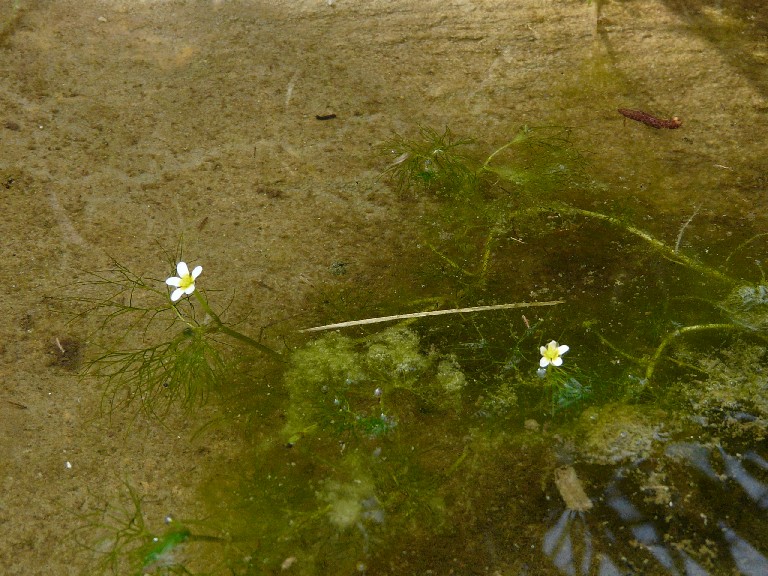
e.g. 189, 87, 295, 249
301, 300, 565, 333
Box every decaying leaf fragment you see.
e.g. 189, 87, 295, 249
554, 465, 593, 512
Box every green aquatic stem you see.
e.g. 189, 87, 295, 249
78, 481, 231, 574
426, 242, 477, 276
725, 232, 768, 275
480, 128, 530, 172
444, 445, 471, 477
644, 323, 742, 383
426, 226, 495, 283
565, 205, 736, 284
478, 225, 497, 284
141, 526, 229, 571
590, 329, 645, 365
75, 481, 154, 574
192, 291, 282, 360
519, 204, 738, 286
142, 527, 191, 569
674, 206, 700, 254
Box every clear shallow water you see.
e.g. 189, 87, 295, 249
4, 1, 768, 575
82, 124, 768, 575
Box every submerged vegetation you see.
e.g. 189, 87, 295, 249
73, 125, 768, 574
72, 258, 282, 418
75, 483, 230, 575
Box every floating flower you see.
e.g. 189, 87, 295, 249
165, 261, 202, 302
540, 340, 569, 368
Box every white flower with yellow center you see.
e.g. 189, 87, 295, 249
539, 340, 569, 368
165, 261, 202, 302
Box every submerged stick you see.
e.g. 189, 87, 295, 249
554, 465, 593, 512
301, 300, 565, 333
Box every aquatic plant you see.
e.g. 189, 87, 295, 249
382, 126, 477, 198
72, 256, 281, 417
281, 326, 463, 446
75, 482, 228, 575
382, 125, 768, 398
65, 122, 768, 574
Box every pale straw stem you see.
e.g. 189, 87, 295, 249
301, 300, 565, 333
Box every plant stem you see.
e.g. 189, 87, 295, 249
193, 291, 282, 359
518, 204, 738, 286
645, 323, 740, 382
480, 128, 529, 172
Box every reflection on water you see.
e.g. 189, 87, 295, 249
544, 511, 599, 575
543, 442, 768, 575
720, 522, 768, 576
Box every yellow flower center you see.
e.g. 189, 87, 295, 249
543, 344, 560, 361
178, 274, 194, 290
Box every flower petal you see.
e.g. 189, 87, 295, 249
552, 357, 563, 367
540, 346, 547, 356
166, 276, 181, 287
183, 284, 196, 295
176, 261, 190, 277
191, 265, 202, 279
170, 287, 184, 301
540, 357, 550, 368
557, 344, 569, 355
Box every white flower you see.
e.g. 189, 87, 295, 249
539, 340, 569, 368
165, 261, 202, 302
